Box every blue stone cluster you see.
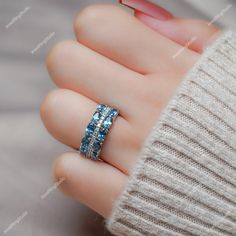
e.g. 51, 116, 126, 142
80, 104, 119, 161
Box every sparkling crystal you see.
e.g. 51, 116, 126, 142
97, 132, 105, 142
93, 142, 101, 152
85, 135, 92, 145
97, 104, 106, 113
104, 116, 112, 127
99, 125, 108, 133
93, 112, 100, 122
86, 123, 95, 136
110, 109, 118, 117
80, 140, 88, 154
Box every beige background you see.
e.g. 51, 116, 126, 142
0, 0, 235, 235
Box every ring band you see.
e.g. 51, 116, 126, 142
79, 104, 119, 161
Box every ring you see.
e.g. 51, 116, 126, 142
79, 104, 119, 161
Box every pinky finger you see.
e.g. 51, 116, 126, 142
53, 152, 127, 218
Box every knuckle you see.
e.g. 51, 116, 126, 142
41, 88, 61, 107
40, 89, 68, 124
74, 4, 121, 35
46, 40, 74, 70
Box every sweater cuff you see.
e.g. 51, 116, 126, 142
107, 30, 236, 236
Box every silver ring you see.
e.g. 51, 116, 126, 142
79, 104, 119, 161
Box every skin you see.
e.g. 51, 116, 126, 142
40, 4, 219, 218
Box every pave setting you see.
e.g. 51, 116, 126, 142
79, 104, 119, 161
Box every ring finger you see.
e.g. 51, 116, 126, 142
41, 89, 141, 174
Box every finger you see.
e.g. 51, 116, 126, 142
41, 89, 140, 174
74, 4, 197, 74
47, 40, 144, 120
53, 152, 127, 218
120, 0, 219, 53
135, 12, 219, 53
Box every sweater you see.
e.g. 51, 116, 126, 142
106, 30, 236, 236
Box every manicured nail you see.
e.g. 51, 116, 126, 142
119, 0, 173, 21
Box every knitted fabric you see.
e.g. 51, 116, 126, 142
107, 31, 236, 236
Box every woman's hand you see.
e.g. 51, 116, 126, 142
41, 2, 218, 218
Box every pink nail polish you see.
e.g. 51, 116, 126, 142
119, 0, 173, 21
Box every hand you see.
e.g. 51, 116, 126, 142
41, 3, 219, 218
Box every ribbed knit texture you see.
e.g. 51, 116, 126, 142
107, 31, 236, 236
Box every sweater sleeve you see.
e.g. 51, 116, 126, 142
106, 30, 236, 236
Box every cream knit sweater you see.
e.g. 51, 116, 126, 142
107, 31, 236, 236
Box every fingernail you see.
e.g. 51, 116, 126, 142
119, 0, 173, 21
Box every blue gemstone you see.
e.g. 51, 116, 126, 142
93, 142, 101, 152
99, 125, 108, 133
90, 119, 97, 127
80, 147, 86, 154
104, 116, 112, 127
110, 109, 118, 117
84, 135, 92, 144
97, 132, 106, 142
97, 104, 106, 113
81, 137, 87, 145
86, 123, 95, 136
90, 122, 97, 129
93, 112, 100, 122
80, 140, 88, 154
